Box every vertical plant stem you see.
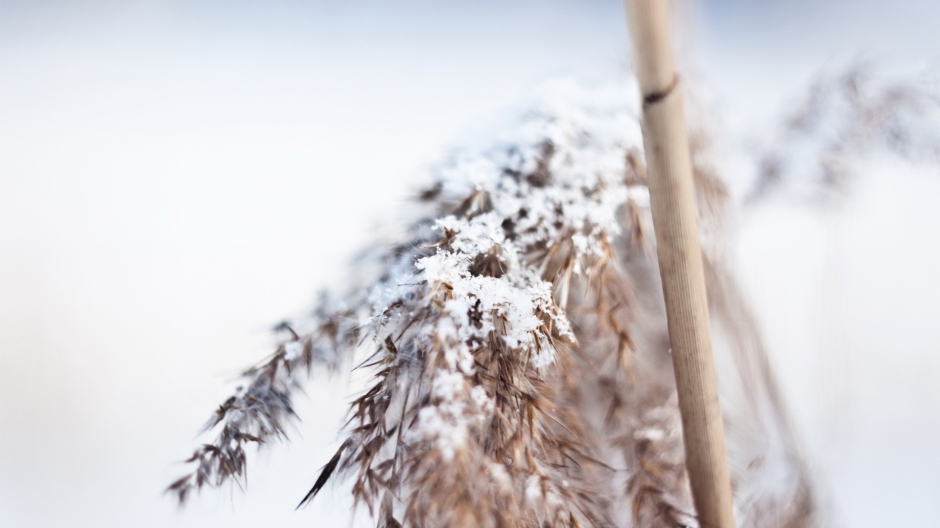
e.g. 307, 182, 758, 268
622, 1, 736, 527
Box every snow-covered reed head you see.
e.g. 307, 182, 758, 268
169, 68, 939, 528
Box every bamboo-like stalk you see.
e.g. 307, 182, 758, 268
622, 1, 737, 527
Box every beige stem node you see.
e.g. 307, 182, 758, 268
622, 1, 737, 527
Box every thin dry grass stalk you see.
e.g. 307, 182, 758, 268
168, 67, 939, 527
623, 1, 736, 525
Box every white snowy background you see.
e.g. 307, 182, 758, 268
1, 1, 938, 526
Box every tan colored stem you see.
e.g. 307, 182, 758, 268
622, 1, 736, 527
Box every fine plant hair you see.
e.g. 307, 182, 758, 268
169, 68, 939, 527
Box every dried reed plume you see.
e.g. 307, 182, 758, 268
169, 68, 939, 527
